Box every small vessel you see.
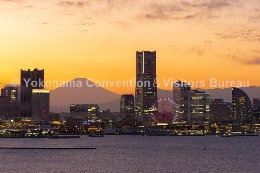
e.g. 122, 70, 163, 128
89, 133, 104, 137
204, 146, 207, 150
221, 131, 234, 137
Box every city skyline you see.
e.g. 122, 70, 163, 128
0, 1, 259, 172
1, 0, 260, 94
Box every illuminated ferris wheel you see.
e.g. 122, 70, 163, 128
149, 97, 179, 124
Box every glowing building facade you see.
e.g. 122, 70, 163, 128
20, 68, 44, 117
210, 99, 232, 122
120, 94, 134, 119
232, 88, 253, 122
135, 51, 157, 126
32, 89, 50, 121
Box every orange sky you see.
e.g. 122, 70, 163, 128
0, 0, 260, 94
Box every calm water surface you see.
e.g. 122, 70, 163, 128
0, 135, 259, 173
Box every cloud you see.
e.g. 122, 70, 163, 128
226, 50, 260, 65
245, 57, 260, 65
215, 29, 260, 42
134, 0, 237, 22
188, 46, 205, 56
58, 1, 90, 8
203, 0, 233, 10
135, 2, 186, 21
110, 20, 131, 30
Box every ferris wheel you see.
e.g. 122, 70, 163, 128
149, 97, 179, 124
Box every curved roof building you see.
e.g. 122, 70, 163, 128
232, 88, 253, 122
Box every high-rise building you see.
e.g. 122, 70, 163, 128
173, 81, 210, 122
190, 90, 210, 122
135, 51, 157, 126
32, 89, 50, 121
1, 86, 18, 101
253, 98, 260, 110
210, 99, 232, 122
0, 96, 9, 118
20, 68, 44, 117
0, 96, 20, 119
232, 88, 253, 122
120, 94, 134, 119
70, 104, 99, 120
173, 81, 191, 121
0, 86, 20, 119
253, 98, 260, 123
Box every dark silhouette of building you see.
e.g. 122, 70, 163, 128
253, 98, 260, 123
120, 94, 134, 119
65, 117, 84, 130
173, 81, 191, 121
1, 85, 18, 101
253, 98, 260, 109
0, 96, 9, 118
210, 99, 232, 122
20, 68, 44, 117
232, 88, 253, 122
32, 89, 50, 121
173, 81, 210, 122
135, 51, 157, 126
70, 104, 99, 121
0, 96, 20, 119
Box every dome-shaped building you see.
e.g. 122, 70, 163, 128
232, 88, 253, 122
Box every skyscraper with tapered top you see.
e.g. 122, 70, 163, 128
20, 68, 44, 117
135, 51, 157, 126
232, 87, 253, 122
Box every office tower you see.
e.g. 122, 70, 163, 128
21, 68, 44, 117
120, 94, 134, 119
0, 86, 20, 119
253, 98, 260, 123
1, 86, 18, 101
253, 98, 260, 110
0, 96, 9, 118
173, 81, 191, 121
210, 99, 232, 122
32, 89, 50, 121
190, 90, 210, 122
173, 81, 210, 122
65, 117, 84, 130
70, 104, 99, 119
232, 88, 253, 122
135, 51, 157, 126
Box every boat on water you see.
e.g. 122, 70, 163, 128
89, 133, 104, 137
221, 130, 259, 137
234, 134, 258, 136
221, 131, 234, 137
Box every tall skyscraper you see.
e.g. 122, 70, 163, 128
32, 89, 50, 121
253, 98, 260, 123
1, 85, 18, 101
253, 98, 260, 110
173, 81, 210, 122
120, 94, 134, 119
210, 99, 232, 122
135, 51, 157, 126
0, 96, 9, 118
232, 88, 253, 122
190, 90, 210, 122
20, 68, 44, 117
173, 81, 191, 121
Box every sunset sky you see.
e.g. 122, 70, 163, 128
0, 0, 260, 94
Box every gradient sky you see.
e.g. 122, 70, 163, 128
0, 0, 260, 94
